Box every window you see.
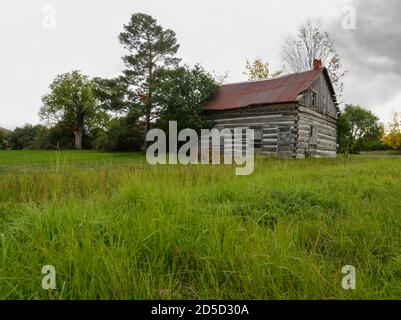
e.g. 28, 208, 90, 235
252, 127, 263, 150
309, 126, 318, 146
277, 126, 292, 152
311, 91, 318, 108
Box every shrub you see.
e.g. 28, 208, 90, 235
8, 124, 48, 150
94, 115, 143, 152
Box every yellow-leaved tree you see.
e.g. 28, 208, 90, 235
244, 59, 283, 81
383, 112, 401, 150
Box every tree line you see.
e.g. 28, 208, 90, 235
1, 13, 219, 152
1, 15, 400, 154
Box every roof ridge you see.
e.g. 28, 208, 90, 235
222, 68, 322, 86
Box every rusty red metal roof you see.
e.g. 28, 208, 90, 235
204, 68, 332, 111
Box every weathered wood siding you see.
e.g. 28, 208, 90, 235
295, 73, 338, 158
298, 73, 338, 119
295, 105, 337, 158
203, 103, 298, 157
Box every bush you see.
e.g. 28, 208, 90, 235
8, 124, 49, 150
0, 132, 7, 150
45, 123, 75, 149
94, 115, 143, 152
337, 105, 384, 154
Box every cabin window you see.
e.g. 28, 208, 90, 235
277, 126, 292, 151
251, 127, 263, 150
311, 91, 318, 108
309, 126, 318, 146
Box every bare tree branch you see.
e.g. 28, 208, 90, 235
281, 21, 346, 101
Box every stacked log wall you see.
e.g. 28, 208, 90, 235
203, 103, 298, 157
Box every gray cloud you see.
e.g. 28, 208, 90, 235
327, 0, 401, 121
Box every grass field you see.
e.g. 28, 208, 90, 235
0, 150, 401, 299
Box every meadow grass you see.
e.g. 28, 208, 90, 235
0, 150, 401, 299
0, 150, 146, 174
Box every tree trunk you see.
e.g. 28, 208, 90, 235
74, 128, 83, 150
144, 108, 151, 148
144, 61, 153, 149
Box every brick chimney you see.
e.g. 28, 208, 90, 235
313, 59, 322, 70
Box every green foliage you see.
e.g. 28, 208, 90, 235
94, 113, 143, 152
93, 77, 131, 114
244, 59, 283, 80
337, 105, 384, 154
31, 126, 51, 150
40, 71, 109, 149
94, 14, 219, 149
94, 63, 218, 150
0, 132, 6, 150
8, 124, 49, 150
154, 64, 219, 133
46, 122, 75, 149
119, 13, 180, 141
4, 123, 99, 151
6, 122, 102, 151
0, 152, 401, 299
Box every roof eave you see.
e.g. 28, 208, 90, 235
203, 100, 298, 112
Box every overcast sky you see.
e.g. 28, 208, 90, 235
0, 0, 400, 129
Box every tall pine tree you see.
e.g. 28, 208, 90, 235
119, 13, 180, 146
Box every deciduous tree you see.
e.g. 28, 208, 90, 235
281, 21, 346, 98
383, 112, 401, 150
244, 59, 283, 80
337, 105, 383, 154
40, 71, 108, 149
154, 64, 219, 133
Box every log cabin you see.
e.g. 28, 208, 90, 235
203, 60, 339, 158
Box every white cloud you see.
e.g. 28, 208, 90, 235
380, 93, 401, 125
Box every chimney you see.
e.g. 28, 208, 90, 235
313, 59, 322, 70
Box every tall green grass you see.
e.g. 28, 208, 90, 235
0, 151, 401, 299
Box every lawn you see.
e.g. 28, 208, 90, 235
0, 150, 147, 174
0, 150, 401, 299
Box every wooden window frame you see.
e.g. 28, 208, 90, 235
311, 90, 318, 108
277, 126, 292, 151
309, 125, 318, 146
250, 126, 263, 150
